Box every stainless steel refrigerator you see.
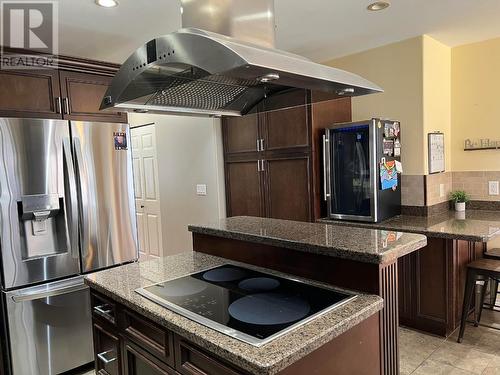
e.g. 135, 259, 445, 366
0, 118, 138, 375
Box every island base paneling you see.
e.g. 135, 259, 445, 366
279, 314, 380, 375
192, 233, 399, 375
398, 238, 485, 336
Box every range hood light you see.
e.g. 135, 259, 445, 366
259, 73, 280, 83
367, 1, 390, 11
95, 0, 118, 8
337, 88, 355, 95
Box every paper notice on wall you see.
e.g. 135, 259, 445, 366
428, 133, 445, 173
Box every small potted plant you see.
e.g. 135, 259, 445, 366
450, 190, 470, 212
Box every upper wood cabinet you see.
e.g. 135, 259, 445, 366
223, 113, 260, 155
0, 69, 126, 122
0, 70, 61, 119
222, 90, 310, 156
59, 71, 127, 123
263, 105, 309, 153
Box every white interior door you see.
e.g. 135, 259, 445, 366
131, 125, 163, 261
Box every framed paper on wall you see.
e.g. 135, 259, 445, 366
428, 132, 445, 174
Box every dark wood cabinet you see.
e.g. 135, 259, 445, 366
222, 90, 351, 221
122, 309, 175, 368
59, 71, 127, 122
174, 336, 243, 375
123, 341, 178, 375
0, 69, 62, 119
90, 291, 249, 375
398, 238, 485, 336
0, 52, 126, 122
93, 322, 122, 375
263, 105, 309, 153
225, 160, 264, 217
91, 288, 380, 375
223, 113, 260, 155
264, 156, 311, 221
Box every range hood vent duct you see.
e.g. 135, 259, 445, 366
101, 2, 383, 117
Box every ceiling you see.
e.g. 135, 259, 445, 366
55, 0, 500, 64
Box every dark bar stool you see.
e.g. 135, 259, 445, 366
484, 248, 500, 308
457, 258, 500, 343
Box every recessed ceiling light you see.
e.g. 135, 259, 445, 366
367, 1, 390, 11
95, 0, 118, 8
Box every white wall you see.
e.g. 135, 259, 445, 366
129, 113, 226, 255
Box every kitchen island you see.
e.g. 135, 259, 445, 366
188, 216, 428, 375
320, 210, 500, 337
85, 252, 383, 375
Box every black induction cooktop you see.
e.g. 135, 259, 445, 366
136, 264, 356, 346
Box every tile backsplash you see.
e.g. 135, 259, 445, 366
426, 172, 453, 206
452, 171, 500, 202
401, 175, 425, 206
401, 171, 500, 209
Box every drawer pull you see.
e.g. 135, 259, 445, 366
93, 304, 114, 320
97, 350, 116, 364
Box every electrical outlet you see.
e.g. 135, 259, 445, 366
489, 181, 499, 196
196, 184, 207, 196
439, 184, 445, 198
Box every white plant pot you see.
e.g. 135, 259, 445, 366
455, 202, 466, 212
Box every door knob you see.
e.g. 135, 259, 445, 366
140, 205, 144, 208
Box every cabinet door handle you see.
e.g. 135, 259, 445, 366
256, 139, 260, 152
97, 350, 117, 364
63, 97, 70, 114
260, 139, 265, 151
257, 160, 261, 172
55, 97, 62, 114
260, 159, 265, 172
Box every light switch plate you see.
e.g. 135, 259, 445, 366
196, 184, 207, 196
489, 181, 499, 196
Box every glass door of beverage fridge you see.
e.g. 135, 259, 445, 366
326, 122, 375, 221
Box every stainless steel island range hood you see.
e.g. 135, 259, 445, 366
101, 0, 383, 117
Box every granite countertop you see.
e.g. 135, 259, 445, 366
188, 216, 427, 264
319, 210, 500, 242
85, 252, 383, 375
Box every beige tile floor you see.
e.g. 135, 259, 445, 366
401, 309, 500, 375
78, 309, 500, 375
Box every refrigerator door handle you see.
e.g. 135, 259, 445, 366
63, 137, 79, 260
10, 277, 87, 303
323, 134, 331, 201
73, 137, 90, 262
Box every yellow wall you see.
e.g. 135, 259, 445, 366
451, 37, 500, 171
423, 36, 452, 172
326, 36, 453, 175
324, 37, 426, 175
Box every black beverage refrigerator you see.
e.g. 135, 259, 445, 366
322, 118, 402, 223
